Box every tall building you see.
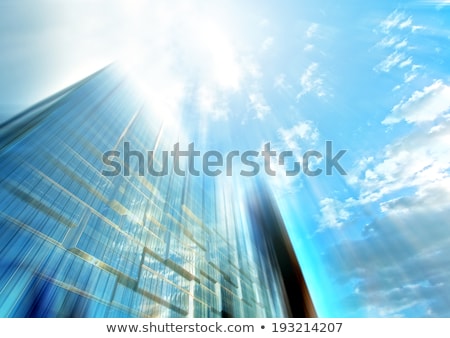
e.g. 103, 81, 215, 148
246, 180, 317, 318
0, 65, 314, 317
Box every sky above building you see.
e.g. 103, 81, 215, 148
1, 0, 450, 317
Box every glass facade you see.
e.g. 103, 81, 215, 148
0, 66, 288, 317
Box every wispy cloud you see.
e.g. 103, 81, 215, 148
374, 51, 407, 72
403, 65, 421, 83
378, 36, 400, 47
304, 43, 314, 52
306, 23, 319, 38
278, 120, 319, 150
296, 62, 326, 99
261, 36, 274, 51
196, 85, 230, 120
412, 24, 426, 32
379, 10, 412, 33
395, 39, 408, 49
398, 16, 413, 30
344, 82, 450, 208
243, 57, 263, 79
248, 92, 271, 120
267, 121, 321, 197
422, 0, 450, 7
374, 10, 427, 90
358, 127, 450, 204
383, 80, 450, 124
318, 197, 352, 229
274, 73, 291, 90
327, 81, 450, 227
399, 56, 413, 68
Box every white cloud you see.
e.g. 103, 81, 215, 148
274, 120, 321, 195
374, 51, 407, 72
403, 64, 421, 83
346, 156, 374, 185
398, 17, 413, 30
357, 119, 450, 205
395, 39, 408, 49
341, 85, 450, 225
380, 178, 450, 214
243, 58, 263, 79
306, 23, 319, 38
317, 9, 450, 315
399, 57, 413, 68
297, 62, 326, 99
379, 11, 417, 34
196, 86, 229, 120
380, 10, 408, 33
264, 121, 321, 198
412, 25, 426, 32
383, 80, 450, 124
278, 120, 319, 150
403, 73, 417, 83
274, 73, 291, 90
261, 36, 274, 51
318, 198, 351, 229
248, 92, 271, 120
374, 10, 426, 89
378, 36, 399, 47
304, 43, 314, 52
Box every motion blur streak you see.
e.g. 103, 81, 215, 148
0, 66, 315, 317
246, 179, 317, 317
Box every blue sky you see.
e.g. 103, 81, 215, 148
2, 0, 450, 317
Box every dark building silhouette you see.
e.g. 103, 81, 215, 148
247, 180, 317, 317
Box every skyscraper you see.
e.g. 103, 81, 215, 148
0, 65, 313, 317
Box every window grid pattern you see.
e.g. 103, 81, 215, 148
0, 66, 286, 317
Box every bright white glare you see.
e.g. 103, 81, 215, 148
116, 1, 242, 88
193, 20, 242, 90
108, 0, 243, 126
33, 0, 248, 127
